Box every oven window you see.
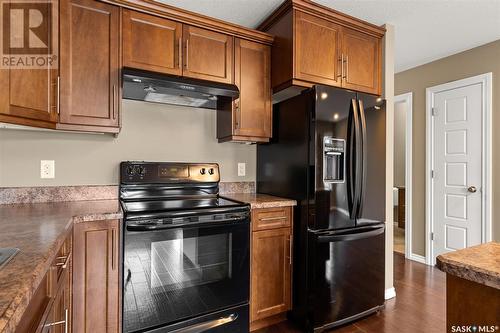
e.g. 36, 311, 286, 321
150, 233, 232, 292
123, 222, 249, 333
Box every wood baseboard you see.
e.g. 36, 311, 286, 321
250, 312, 287, 331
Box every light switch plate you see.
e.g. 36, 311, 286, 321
41, 160, 55, 179
237, 163, 246, 177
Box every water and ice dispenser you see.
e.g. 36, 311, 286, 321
323, 136, 345, 183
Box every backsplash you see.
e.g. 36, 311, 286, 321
0, 100, 256, 187
0, 182, 255, 205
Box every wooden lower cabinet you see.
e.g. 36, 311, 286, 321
73, 219, 120, 333
250, 206, 293, 331
15, 231, 72, 333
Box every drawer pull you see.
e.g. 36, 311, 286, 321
44, 308, 68, 332
54, 253, 71, 269
260, 216, 287, 222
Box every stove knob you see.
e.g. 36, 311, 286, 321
200, 168, 206, 175
208, 168, 214, 175
126, 165, 135, 175
136, 165, 146, 176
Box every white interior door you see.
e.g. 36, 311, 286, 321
431, 83, 482, 261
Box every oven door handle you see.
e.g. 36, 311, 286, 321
168, 313, 238, 333
127, 217, 247, 231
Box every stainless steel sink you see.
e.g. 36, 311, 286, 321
0, 248, 19, 269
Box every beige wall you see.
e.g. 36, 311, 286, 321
0, 99, 256, 186
395, 39, 500, 256
393, 101, 406, 187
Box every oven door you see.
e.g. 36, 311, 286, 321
123, 217, 250, 333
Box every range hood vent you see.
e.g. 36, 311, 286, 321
122, 69, 239, 109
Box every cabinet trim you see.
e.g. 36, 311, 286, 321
101, 0, 274, 45
258, 0, 384, 38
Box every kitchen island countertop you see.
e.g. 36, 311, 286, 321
436, 242, 500, 289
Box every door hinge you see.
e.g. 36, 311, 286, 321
431, 170, 435, 178
431, 232, 434, 241
432, 107, 437, 116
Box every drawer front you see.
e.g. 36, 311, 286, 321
252, 207, 291, 231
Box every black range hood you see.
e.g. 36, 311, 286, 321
122, 69, 239, 109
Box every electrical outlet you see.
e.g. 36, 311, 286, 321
41, 160, 55, 179
237, 163, 246, 177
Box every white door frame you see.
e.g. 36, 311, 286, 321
425, 73, 493, 266
394, 93, 422, 263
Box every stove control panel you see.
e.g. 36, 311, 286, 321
120, 162, 220, 183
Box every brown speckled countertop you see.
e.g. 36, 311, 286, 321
0, 200, 122, 333
436, 242, 500, 289
222, 193, 296, 209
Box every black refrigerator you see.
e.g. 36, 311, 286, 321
257, 85, 386, 332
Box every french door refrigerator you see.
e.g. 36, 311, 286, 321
257, 85, 386, 332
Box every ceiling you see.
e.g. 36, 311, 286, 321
157, 0, 500, 73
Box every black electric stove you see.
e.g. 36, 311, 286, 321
120, 162, 250, 333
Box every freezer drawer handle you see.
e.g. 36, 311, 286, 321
317, 226, 384, 243
168, 313, 238, 333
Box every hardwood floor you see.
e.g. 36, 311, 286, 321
254, 253, 446, 333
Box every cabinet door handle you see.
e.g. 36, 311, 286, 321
112, 85, 117, 120
56, 76, 60, 114
185, 39, 189, 69
289, 235, 292, 265
178, 37, 182, 69
234, 99, 240, 129
65, 308, 68, 333
344, 55, 349, 80
111, 228, 116, 271
338, 54, 343, 80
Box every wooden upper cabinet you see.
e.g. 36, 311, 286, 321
341, 27, 381, 95
73, 219, 120, 333
295, 11, 342, 87
258, 0, 384, 97
251, 227, 292, 322
59, 0, 120, 132
0, 1, 58, 128
123, 10, 182, 75
182, 25, 233, 84
233, 39, 271, 140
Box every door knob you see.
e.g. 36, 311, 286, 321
467, 186, 477, 193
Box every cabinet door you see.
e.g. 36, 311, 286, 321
251, 228, 292, 321
0, 1, 58, 127
123, 10, 182, 75
59, 0, 120, 131
182, 25, 233, 84
341, 27, 381, 95
73, 220, 120, 333
233, 38, 271, 140
295, 11, 342, 87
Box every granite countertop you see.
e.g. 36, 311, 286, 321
222, 193, 297, 209
0, 200, 122, 333
436, 242, 500, 289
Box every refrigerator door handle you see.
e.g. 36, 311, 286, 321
346, 99, 360, 219
316, 225, 385, 243
356, 99, 368, 218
